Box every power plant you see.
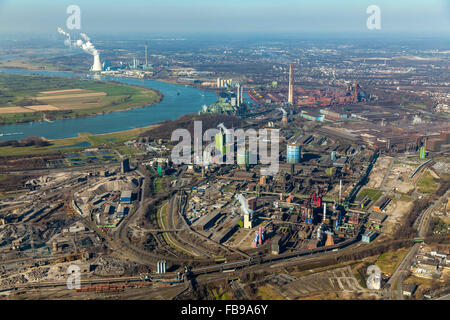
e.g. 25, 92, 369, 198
57, 28, 102, 72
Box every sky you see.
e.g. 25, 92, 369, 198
0, 0, 449, 36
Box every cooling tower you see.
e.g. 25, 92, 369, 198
91, 54, 102, 72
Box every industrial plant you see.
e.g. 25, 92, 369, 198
58, 28, 102, 72
0, 2, 448, 303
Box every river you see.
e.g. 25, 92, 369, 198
0, 69, 218, 141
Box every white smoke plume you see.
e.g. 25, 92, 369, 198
80, 33, 90, 42
57, 28, 68, 37
58, 27, 71, 46
58, 27, 98, 56
57, 27, 102, 72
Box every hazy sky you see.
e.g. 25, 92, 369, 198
0, 0, 449, 35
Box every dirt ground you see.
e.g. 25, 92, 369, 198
0, 106, 34, 114
382, 199, 414, 236
25, 105, 60, 111
262, 266, 372, 300
367, 156, 392, 189
385, 163, 416, 193
228, 228, 255, 250
52, 101, 102, 110
300, 291, 378, 300
37, 92, 106, 100
39, 89, 88, 95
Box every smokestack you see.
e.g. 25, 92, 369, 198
323, 203, 326, 222
237, 83, 240, 107
145, 41, 149, 66
241, 85, 243, 104
339, 180, 342, 203
288, 63, 294, 104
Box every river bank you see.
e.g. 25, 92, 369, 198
0, 69, 217, 141
0, 71, 163, 126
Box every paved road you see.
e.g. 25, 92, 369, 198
390, 243, 420, 300
380, 157, 394, 191
384, 191, 447, 300
416, 190, 450, 238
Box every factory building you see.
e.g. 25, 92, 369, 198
211, 216, 240, 244
216, 78, 233, 88
121, 158, 130, 173
426, 138, 443, 152
192, 210, 222, 231
121, 190, 133, 204
403, 284, 418, 297
104, 204, 114, 215
271, 236, 282, 255
243, 211, 253, 229
369, 211, 387, 224
362, 230, 378, 243
246, 197, 257, 211
286, 142, 302, 164
237, 148, 250, 169
116, 204, 127, 217
215, 132, 230, 156
373, 197, 391, 213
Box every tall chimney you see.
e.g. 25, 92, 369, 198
145, 41, 148, 66
237, 83, 240, 107
288, 63, 294, 104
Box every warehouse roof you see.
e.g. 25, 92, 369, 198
369, 211, 387, 223
121, 190, 132, 198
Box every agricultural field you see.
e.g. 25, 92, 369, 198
0, 73, 161, 124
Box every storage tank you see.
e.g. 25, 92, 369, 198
286, 142, 301, 164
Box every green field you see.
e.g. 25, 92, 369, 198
417, 170, 439, 194
210, 288, 230, 300
375, 248, 409, 275
356, 188, 383, 203
0, 73, 161, 124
